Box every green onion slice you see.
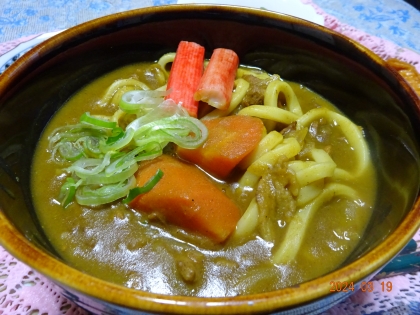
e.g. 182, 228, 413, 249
58, 177, 79, 208
49, 124, 109, 161
56, 141, 84, 161
80, 136, 102, 157
80, 112, 117, 129
120, 90, 169, 113
82, 163, 138, 185
100, 128, 134, 152
133, 116, 208, 149
66, 151, 114, 177
106, 127, 125, 145
75, 176, 137, 206
126, 100, 185, 131
104, 144, 162, 177
123, 169, 163, 204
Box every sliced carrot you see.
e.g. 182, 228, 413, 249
177, 115, 265, 179
194, 48, 239, 110
129, 155, 241, 243
165, 41, 205, 117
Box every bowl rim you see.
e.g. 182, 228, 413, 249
1, 4, 420, 314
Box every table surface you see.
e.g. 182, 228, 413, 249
0, 1, 420, 315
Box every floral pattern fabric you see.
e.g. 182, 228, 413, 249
312, 0, 420, 54
0, 0, 176, 43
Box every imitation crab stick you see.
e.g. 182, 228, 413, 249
194, 48, 239, 110
177, 115, 266, 179
129, 155, 241, 243
165, 41, 205, 117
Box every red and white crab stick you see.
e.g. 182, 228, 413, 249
165, 41, 205, 117
194, 48, 239, 111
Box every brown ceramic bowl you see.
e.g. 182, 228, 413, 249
0, 4, 419, 315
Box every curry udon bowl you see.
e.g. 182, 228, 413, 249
0, 4, 420, 315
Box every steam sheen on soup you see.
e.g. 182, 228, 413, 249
32, 46, 376, 297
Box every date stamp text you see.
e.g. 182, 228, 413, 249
329, 281, 393, 292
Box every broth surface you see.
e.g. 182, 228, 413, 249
32, 62, 376, 296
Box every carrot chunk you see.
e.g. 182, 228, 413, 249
129, 155, 241, 243
177, 115, 265, 179
194, 48, 239, 110
165, 41, 205, 117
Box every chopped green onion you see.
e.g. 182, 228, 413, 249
80, 136, 102, 157
66, 151, 114, 177
80, 112, 117, 129
106, 127, 125, 145
133, 116, 208, 149
58, 177, 78, 208
125, 100, 185, 131
104, 144, 162, 177
57, 141, 84, 161
49, 124, 108, 161
123, 169, 164, 204
50, 91, 208, 208
99, 128, 135, 152
75, 176, 137, 206
83, 163, 138, 185
120, 90, 169, 113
